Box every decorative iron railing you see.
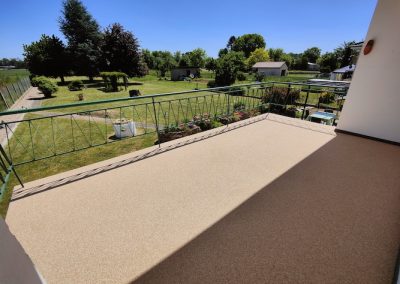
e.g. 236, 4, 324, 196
0, 81, 348, 203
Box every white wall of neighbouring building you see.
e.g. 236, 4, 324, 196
337, 0, 400, 143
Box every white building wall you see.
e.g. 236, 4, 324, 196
337, 0, 400, 143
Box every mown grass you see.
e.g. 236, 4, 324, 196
1, 113, 157, 217
0, 69, 30, 86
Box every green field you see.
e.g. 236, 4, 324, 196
0, 69, 30, 86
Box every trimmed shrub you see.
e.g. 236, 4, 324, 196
254, 72, 265, 82
100, 71, 128, 92
32, 76, 58, 97
68, 80, 84, 91
31, 76, 48, 87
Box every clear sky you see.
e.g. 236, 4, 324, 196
0, 0, 377, 59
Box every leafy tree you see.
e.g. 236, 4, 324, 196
218, 48, 228, 58
23, 34, 69, 83
334, 41, 357, 67
205, 57, 217, 72
318, 52, 339, 73
214, 51, 246, 86
178, 53, 191, 67
268, 48, 284, 61
231, 34, 266, 57
226, 36, 236, 50
303, 47, 321, 63
281, 53, 294, 69
101, 23, 147, 77
59, 0, 103, 80
142, 49, 155, 69
247, 48, 269, 68
152, 51, 177, 77
187, 48, 207, 67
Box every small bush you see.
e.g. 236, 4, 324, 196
233, 101, 246, 111
262, 86, 300, 106
68, 80, 84, 91
236, 72, 246, 81
319, 91, 335, 104
207, 80, 216, 88
32, 76, 58, 97
31, 76, 48, 87
254, 72, 265, 82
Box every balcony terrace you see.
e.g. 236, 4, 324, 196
5, 113, 400, 283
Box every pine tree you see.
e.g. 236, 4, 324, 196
59, 0, 102, 80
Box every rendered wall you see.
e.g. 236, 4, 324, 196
0, 218, 44, 283
337, 0, 400, 143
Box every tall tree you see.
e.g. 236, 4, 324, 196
318, 52, 339, 73
187, 48, 207, 67
334, 41, 357, 67
226, 36, 236, 50
23, 34, 69, 83
247, 48, 269, 68
231, 34, 266, 58
151, 51, 177, 77
59, 0, 102, 80
101, 23, 147, 77
303, 47, 321, 63
268, 48, 284, 61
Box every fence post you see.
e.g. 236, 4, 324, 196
152, 97, 161, 148
301, 85, 311, 120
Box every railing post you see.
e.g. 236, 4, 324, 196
226, 92, 231, 116
301, 85, 311, 120
152, 97, 161, 148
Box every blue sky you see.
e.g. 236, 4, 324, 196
0, 0, 377, 59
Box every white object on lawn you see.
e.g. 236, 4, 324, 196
113, 119, 136, 138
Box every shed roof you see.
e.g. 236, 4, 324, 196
332, 65, 356, 73
252, 62, 286, 68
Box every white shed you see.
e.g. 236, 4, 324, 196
252, 62, 288, 76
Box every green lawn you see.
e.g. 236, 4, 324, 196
0, 69, 30, 86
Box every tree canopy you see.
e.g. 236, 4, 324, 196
101, 23, 147, 77
23, 34, 69, 82
214, 51, 246, 86
247, 48, 270, 68
231, 34, 266, 58
59, 0, 102, 79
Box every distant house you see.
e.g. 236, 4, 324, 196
171, 67, 200, 81
0, 65, 16, 70
252, 62, 288, 76
330, 65, 356, 81
307, 62, 320, 71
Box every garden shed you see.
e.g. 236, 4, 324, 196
252, 62, 288, 76
171, 67, 200, 81
330, 65, 356, 81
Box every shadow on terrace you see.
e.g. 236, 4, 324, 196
131, 133, 400, 284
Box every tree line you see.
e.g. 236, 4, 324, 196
21, 0, 359, 87
24, 0, 147, 83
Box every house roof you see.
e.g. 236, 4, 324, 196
252, 62, 286, 68
332, 65, 356, 73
